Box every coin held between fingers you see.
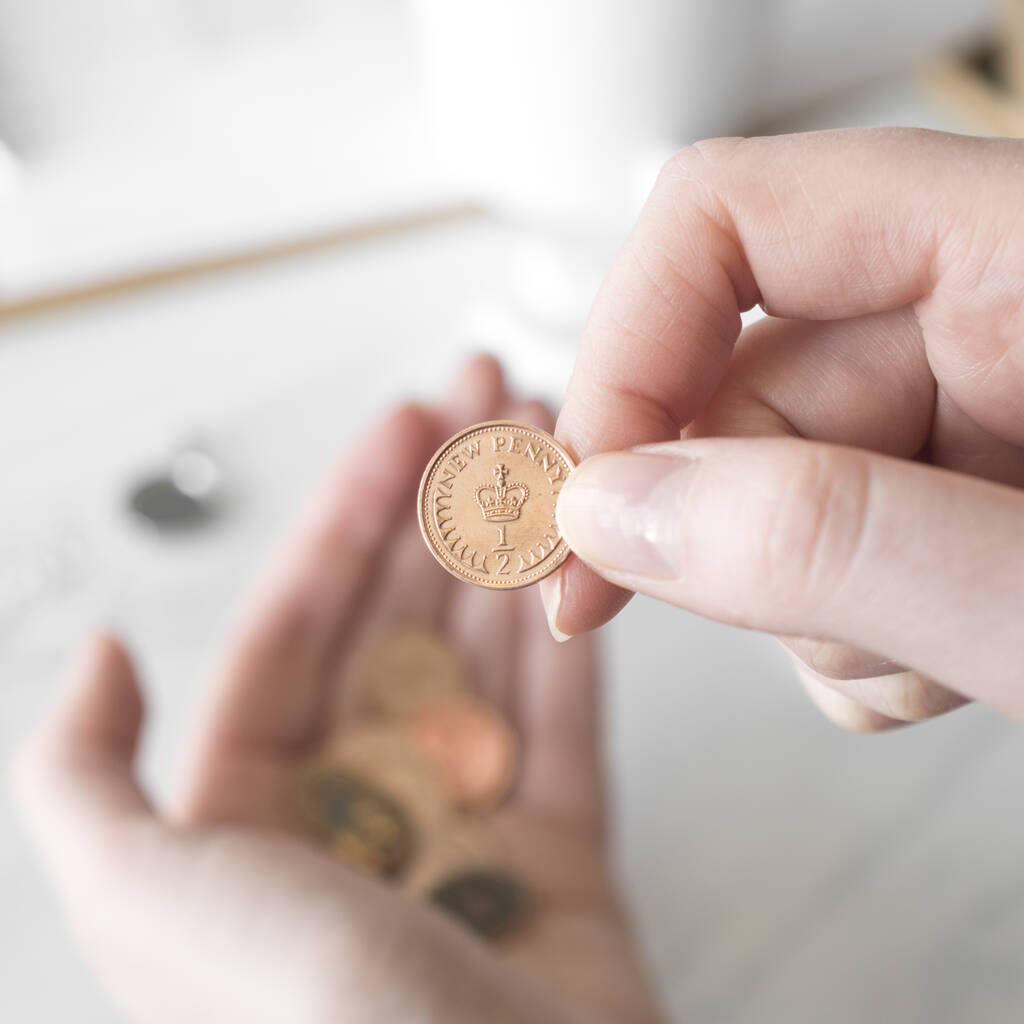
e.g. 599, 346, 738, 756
418, 421, 575, 589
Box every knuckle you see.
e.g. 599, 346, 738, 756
653, 139, 748, 234
656, 136, 747, 191
757, 446, 875, 604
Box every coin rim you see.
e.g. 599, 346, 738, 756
417, 420, 575, 589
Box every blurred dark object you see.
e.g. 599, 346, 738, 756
429, 870, 526, 940
127, 445, 224, 533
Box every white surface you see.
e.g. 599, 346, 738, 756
2, 74, 1021, 1024
410, 0, 768, 225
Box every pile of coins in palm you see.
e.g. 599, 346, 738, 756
297, 625, 525, 941
299, 422, 577, 940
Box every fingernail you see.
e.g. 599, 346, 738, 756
556, 453, 695, 579
539, 568, 571, 642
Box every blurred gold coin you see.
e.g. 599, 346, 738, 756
358, 626, 471, 718
405, 695, 519, 810
418, 421, 575, 589
314, 724, 451, 830
297, 767, 414, 879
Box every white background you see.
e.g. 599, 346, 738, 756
2, 27, 1022, 1024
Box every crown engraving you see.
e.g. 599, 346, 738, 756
475, 464, 529, 522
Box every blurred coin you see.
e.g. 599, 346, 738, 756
298, 767, 414, 878
358, 626, 471, 718
315, 724, 450, 830
429, 870, 526, 940
401, 817, 493, 899
129, 476, 210, 530
405, 695, 518, 809
418, 421, 574, 589
127, 444, 223, 532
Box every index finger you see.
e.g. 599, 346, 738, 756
553, 126, 1021, 635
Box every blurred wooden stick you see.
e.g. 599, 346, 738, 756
0, 201, 482, 325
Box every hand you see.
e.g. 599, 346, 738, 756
545, 128, 1024, 729
13, 357, 660, 1024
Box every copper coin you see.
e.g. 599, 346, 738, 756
358, 626, 471, 718
429, 870, 527, 940
405, 695, 519, 810
418, 421, 575, 589
297, 767, 415, 878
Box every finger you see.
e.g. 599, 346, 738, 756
782, 639, 967, 723
463, 390, 605, 822
188, 403, 443, 764
360, 350, 498, 633
556, 128, 1024, 633
556, 437, 1024, 719
778, 635, 902, 679
702, 315, 1024, 701
687, 307, 934, 451
437, 351, 507, 434
335, 357, 510, 724
355, 354, 509, 645
538, 548, 634, 643
794, 662, 907, 733
930, 384, 1024, 487
513, 579, 604, 826
692, 308, 943, 700
12, 633, 155, 899
779, 633, 968, 722
683, 313, 1001, 717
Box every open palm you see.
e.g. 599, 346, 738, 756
15, 357, 660, 1024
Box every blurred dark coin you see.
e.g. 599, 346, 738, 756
128, 476, 210, 530
299, 768, 415, 879
429, 870, 526, 939
127, 448, 223, 532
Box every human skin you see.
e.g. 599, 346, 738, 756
12, 357, 662, 1024
543, 127, 1024, 730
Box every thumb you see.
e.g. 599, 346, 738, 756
12, 632, 155, 898
556, 437, 1024, 720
